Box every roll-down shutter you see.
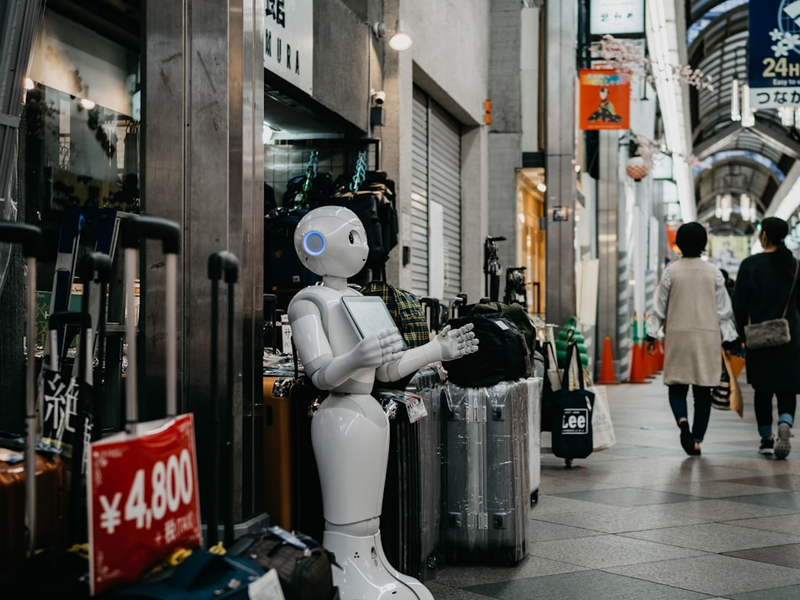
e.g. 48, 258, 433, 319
410, 87, 461, 300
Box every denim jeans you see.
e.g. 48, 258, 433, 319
754, 390, 796, 439
668, 384, 713, 443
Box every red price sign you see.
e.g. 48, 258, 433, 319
88, 414, 203, 595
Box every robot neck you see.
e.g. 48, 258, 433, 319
322, 275, 349, 291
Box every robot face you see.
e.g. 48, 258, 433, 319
294, 206, 369, 278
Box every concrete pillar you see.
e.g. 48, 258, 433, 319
544, 2, 577, 325
143, 0, 264, 523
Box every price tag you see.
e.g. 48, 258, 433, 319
88, 414, 202, 596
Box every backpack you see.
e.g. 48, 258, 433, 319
442, 312, 529, 387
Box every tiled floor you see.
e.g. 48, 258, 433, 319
427, 373, 800, 599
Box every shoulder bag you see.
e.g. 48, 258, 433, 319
744, 259, 799, 349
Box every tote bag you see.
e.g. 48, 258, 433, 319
551, 343, 595, 460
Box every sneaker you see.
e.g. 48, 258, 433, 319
775, 423, 792, 459
759, 436, 775, 455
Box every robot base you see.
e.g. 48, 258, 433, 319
324, 530, 434, 600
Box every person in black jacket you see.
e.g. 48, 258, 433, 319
733, 217, 800, 459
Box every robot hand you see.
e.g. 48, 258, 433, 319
435, 322, 479, 361
353, 328, 406, 368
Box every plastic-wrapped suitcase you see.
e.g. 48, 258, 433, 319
0, 223, 68, 568
379, 365, 444, 583
527, 377, 543, 504
443, 378, 530, 564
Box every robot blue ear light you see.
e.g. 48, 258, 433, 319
303, 231, 326, 256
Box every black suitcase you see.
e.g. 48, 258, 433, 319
378, 366, 444, 583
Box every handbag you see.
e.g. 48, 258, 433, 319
744, 260, 799, 349
228, 526, 338, 600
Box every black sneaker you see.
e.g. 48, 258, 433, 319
759, 436, 775, 455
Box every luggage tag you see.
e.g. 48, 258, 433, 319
376, 391, 428, 423
248, 568, 285, 600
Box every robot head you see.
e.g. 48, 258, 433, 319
294, 206, 369, 278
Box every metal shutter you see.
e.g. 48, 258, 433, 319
410, 88, 462, 300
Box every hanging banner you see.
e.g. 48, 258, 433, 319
749, 0, 800, 109
579, 69, 630, 130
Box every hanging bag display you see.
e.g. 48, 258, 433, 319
744, 260, 799, 349
551, 342, 595, 461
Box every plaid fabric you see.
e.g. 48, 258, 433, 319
362, 281, 430, 348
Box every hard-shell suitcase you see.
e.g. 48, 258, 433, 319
0, 223, 68, 568
527, 377, 543, 504
379, 366, 444, 583
443, 379, 530, 564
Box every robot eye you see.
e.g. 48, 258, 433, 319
349, 230, 362, 245
303, 231, 326, 256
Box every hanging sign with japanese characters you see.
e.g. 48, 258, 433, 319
87, 414, 202, 596
579, 69, 630, 130
749, 0, 800, 109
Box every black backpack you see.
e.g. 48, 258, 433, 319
442, 312, 529, 387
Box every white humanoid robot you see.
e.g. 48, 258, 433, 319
288, 206, 478, 600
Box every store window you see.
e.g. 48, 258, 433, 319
24, 11, 140, 222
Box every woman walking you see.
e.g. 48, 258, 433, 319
733, 217, 800, 459
646, 222, 738, 455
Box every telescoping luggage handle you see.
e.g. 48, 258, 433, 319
120, 216, 181, 430
207, 250, 239, 548
0, 222, 42, 556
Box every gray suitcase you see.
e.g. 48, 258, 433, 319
443, 378, 530, 564
527, 377, 543, 504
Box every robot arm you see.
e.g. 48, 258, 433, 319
290, 301, 406, 390
376, 323, 478, 382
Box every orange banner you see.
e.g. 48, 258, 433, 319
579, 69, 630, 130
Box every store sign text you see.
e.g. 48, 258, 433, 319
263, 0, 313, 94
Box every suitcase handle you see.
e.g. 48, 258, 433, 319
79, 251, 112, 283
123, 216, 181, 430
207, 251, 239, 547
207, 250, 239, 283
0, 222, 41, 257
120, 215, 181, 254
0, 222, 42, 555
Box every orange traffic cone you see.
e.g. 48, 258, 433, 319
597, 336, 617, 384
629, 342, 647, 383
642, 342, 654, 378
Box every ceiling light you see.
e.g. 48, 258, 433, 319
79, 98, 95, 110
24, 78, 34, 90
536, 182, 547, 192
373, 20, 413, 51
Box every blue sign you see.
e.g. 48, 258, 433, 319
749, 0, 800, 108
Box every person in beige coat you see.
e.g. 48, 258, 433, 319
646, 222, 738, 455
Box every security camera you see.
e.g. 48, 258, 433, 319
372, 90, 386, 105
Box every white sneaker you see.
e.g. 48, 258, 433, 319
775, 423, 792, 460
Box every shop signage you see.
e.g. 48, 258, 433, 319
264, 0, 314, 94
578, 69, 630, 130
589, 0, 645, 36
749, 0, 800, 109
87, 414, 202, 595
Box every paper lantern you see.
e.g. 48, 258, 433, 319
626, 156, 649, 181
